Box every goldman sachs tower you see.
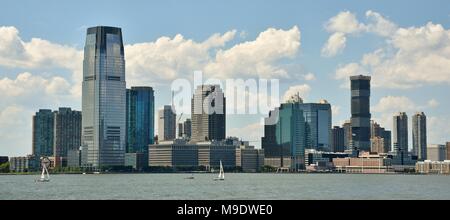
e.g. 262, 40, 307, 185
81, 26, 126, 167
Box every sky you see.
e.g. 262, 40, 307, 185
1, 0, 450, 156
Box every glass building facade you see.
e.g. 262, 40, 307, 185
32, 109, 54, 158
393, 112, 408, 153
81, 26, 126, 167
262, 101, 306, 169
297, 101, 332, 151
126, 87, 155, 155
350, 75, 371, 152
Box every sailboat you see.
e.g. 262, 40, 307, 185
214, 160, 225, 181
36, 161, 50, 182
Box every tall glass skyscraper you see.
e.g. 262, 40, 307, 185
262, 95, 306, 169
412, 112, 427, 160
81, 26, 126, 167
158, 105, 177, 141
126, 87, 155, 154
297, 100, 332, 151
32, 109, 54, 158
350, 75, 371, 152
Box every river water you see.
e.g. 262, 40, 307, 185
1, 173, 449, 200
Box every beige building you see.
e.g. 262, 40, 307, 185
416, 160, 450, 174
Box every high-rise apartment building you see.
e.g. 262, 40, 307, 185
393, 112, 408, 153
412, 112, 427, 160
53, 108, 82, 158
32, 109, 54, 158
81, 26, 126, 167
183, 119, 192, 139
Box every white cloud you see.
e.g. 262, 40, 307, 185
321, 32, 347, 57
325, 11, 366, 34
428, 116, 450, 144
329, 11, 450, 88
282, 84, 311, 102
365, 10, 398, 37
126, 26, 301, 86
205, 26, 301, 79
372, 96, 416, 113
0, 105, 33, 156
302, 72, 316, 81
427, 99, 439, 108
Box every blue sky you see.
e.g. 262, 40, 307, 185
1, 0, 449, 156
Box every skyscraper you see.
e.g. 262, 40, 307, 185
342, 120, 352, 150
383, 130, 392, 153
178, 123, 184, 138
393, 112, 408, 153
183, 119, 192, 139
126, 87, 155, 154
53, 108, 82, 158
262, 94, 306, 169
32, 109, 54, 158
350, 75, 371, 152
412, 112, 427, 160
81, 26, 126, 167
331, 126, 345, 152
158, 105, 176, 141
297, 100, 332, 151
191, 85, 226, 143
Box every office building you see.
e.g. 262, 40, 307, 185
81, 26, 126, 167
9, 155, 38, 172
0, 156, 8, 164
412, 112, 427, 160
158, 105, 176, 141
53, 108, 82, 159
447, 142, 450, 160
393, 112, 408, 153
331, 126, 345, 152
238, 146, 264, 172
262, 94, 306, 169
427, 144, 446, 161
297, 100, 332, 151
191, 85, 226, 143
370, 136, 386, 154
67, 149, 81, 168
32, 109, 54, 158
178, 123, 183, 138
183, 119, 192, 139
383, 130, 392, 153
342, 120, 352, 150
350, 75, 371, 151
126, 86, 155, 168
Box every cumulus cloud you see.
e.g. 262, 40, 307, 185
321, 32, 347, 57
282, 84, 311, 102
325, 11, 366, 34
302, 72, 316, 81
126, 26, 301, 86
328, 11, 450, 88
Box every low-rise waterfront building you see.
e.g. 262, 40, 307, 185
67, 149, 81, 168
416, 160, 450, 174
9, 155, 38, 172
427, 144, 446, 161
149, 137, 264, 172
332, 152, 393, 173
125, 152, 147, 171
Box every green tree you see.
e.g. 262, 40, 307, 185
0, 162, 10, 173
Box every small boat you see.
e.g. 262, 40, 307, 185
93, 171, 101, 174
213, 160, 225, 181
184, 174, 195, 180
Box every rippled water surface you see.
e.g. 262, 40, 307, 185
1, 173, 450, 200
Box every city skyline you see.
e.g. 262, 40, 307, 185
1, 0, 450, 156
